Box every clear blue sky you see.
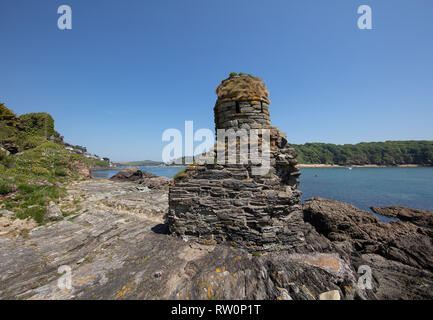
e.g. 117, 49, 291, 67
1, 0, 432, 161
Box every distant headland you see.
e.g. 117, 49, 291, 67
112, 140, 433, 168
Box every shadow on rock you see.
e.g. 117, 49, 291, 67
151, 223, 170, 235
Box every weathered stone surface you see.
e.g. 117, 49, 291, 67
0, 209, 14, 217
46, 203, 63, 221
304, 198, 433, 269
168, 162, 304, 251
110, 167, 143, 182
0, 181, 369, 300
319, 290, 340, 300
168, 246, 358, 300
1, 180, 432, 300
139, 174, 171, 191
0, 146, 10, 156
168, 76, 302, 251
0, 140, 19, 154
0, 215, 37, 238
371, 206, 433, 228
71, 160, 91, 179
303, 198, 433, 299
110, 168, 171, 190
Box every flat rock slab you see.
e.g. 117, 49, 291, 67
0, 181, 198, 300
0, 181, 360, 300
2, 182, 432, 300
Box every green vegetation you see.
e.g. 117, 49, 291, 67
173, 168, 189, 181
84, 158, 110, 168
293, 141, 433, 166
0, 104, 97, 224
0, 182, 13, 195
0, 104, 55, 152
19, 113, 54, 137
16, 134, 47, 150
0, 149, 13, 168
0, 142, 86, 223
113, 160, 163, 167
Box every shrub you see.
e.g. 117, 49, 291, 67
16, 134, 47, 150
31, 166, 50, 176
5, 184, 66, 224
19, 113, 54, 138
0, 183, 12, 195
15, 142, 70, 174
17, 183, 39, 194
0, 122, 18, 140
2, 157, 14, 168
55, 168, 68, 177
0, 103, 18, 125
0, 149, 14, 168
18, 205, 46, 223
84, 158, 110, 168
0, 139, 90, 224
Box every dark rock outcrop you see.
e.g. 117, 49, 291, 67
371, 206, 433, 228
71, 160, 92, 179
0, 139, 19, 155
303, 198, 433, 299
139, 171, 171, 191
110, 168, 170, 190
110, 168, 143, 182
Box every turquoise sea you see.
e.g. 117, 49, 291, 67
300, 167, 433, 212
92, 167, 433, 214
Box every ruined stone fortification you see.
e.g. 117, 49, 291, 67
167, 74, 303, 251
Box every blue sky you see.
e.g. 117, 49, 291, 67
1, 0, 432, 161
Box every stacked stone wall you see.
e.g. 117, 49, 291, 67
214, 100, 271, 131
168, 75, 303, 251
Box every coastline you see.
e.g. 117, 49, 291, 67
90, 166, 122, 171
90, 164, 430, 171
297, 164, 428, 168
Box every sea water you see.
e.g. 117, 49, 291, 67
92, 166, 433, 213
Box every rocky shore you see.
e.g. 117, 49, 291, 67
371, 206, 433, 228
2, 73, 432, 300
0, 169, 432, 300
110, 167, 171, 190
298, 164, 428, 168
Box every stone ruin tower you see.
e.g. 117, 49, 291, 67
167, 74, 304, 251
